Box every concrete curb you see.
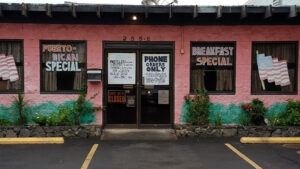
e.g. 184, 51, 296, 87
0, 137, 64, 144
101, 129, 177, 141
241, 137, 300, 144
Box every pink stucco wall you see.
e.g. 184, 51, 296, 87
0, 24, 300, 124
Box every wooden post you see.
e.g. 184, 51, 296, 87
256, 50, 266, 90
193, 5, 198, 19
96, 5, 101, 18
0, 4, 2, 17
21, 3, 27, 17
145, 5, 148, 19
72, 3, 76, 18
46, 4, 52, 17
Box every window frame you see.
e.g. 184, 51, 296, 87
40, 40, 87, 94
251, 41, 298, 95
0, 39, 24, 94
190, 41, 236, 95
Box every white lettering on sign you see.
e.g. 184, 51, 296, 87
108, 53, 136, 84
192, 46, 234, 66
142, 54, 169, 85
45, 61, 81, 72
192, 46, 234, 56
43, 44, 82, 72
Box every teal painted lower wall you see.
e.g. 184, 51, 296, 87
0, 100, 96, 125
181, 102, 287, 124
0, 98, 288, 125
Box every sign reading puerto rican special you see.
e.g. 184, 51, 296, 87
142, 54, 169, 85
192, 43, 234, 66
108, 90, 126, 104
108, 53, 136, 85
43, 44, 81, 72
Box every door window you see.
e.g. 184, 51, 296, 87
142, 54, 170, 85
104, 42, 174, 127
141, 53, 171, 124
108, 53, 136, 85
106, 53, 137, 124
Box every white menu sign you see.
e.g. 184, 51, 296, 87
158, 90, 169, 104
108, 53, 136, 84
142, 54, 169, 85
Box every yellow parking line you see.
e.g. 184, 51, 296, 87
282, 144, 300, 149
241, 137, 300, 144
225, 143, 262, 169
0, 137, 64, 144
81, 144, 99, 169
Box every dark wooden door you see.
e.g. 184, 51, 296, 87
103, 41, 174, 128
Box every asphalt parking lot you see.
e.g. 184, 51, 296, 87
0, 137, 299, 169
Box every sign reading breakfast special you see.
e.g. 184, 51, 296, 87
43, 44, 82, 72
192, 44, 234, 66
142, 54, 169, 85
108, 53, 136, 84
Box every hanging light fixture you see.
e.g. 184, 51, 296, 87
132, 15, 138, 21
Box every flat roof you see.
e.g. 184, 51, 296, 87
0, 3, 299, 25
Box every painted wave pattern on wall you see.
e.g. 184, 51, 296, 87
181, 102, 287, 124
0, 100, 96, 125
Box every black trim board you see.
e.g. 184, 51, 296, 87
0, 4, 300, 25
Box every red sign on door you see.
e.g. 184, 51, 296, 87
108, 90, 126, 103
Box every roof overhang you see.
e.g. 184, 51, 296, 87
0, 3, 299, 25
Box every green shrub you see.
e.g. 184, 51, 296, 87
57, 107, 74, 126
0, 119, 13, 126
241, 98, 267, 125
238, 116, 250, 126
214, 113, 222, 126
184, 94, 192, 104
46, 112, 57, 126
73, 92, 86, 125
32, 114, 47, 126
185, 90, 211, 125
277, 100, 300, 126
9, 85, 99, 126
46, 107, 73, 126
267, 112, 279, 126
13, 93, 28, 125
72, 86, 101, 125
31, 96, 100, 126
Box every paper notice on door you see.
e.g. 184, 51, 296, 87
158, 90, 169, 104
142, 54, 169, 85
126, 95, 135, 107
108, 53, 136, 84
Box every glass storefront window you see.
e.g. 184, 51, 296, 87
0, 40, 23, 93
40, 40, 87, 93
190, 42, 235, 94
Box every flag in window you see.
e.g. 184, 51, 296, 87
256, 53, 290, 87
0, 54, 10, 80
7, 55, 19, 82
0, 54, 19, 82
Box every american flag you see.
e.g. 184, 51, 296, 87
257, 53, 290, 87
0, 54, 19, 82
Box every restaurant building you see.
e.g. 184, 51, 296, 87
0, 3, 299, 127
